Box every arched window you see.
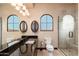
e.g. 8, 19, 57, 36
40, 14, 53, 31
7, 15, 20, 31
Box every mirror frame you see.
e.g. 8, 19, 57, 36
31, 21, 39, 32
20, 21, 28, 33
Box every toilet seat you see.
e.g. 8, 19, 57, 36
46, 44, 54, 52
46, 44, 54, 56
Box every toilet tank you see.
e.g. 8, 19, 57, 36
44, 37, 52, 44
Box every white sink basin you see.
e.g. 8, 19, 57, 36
25, 40, 35, 44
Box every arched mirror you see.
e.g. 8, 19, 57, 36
31, 21, 39, 32
20, 21, 27, 33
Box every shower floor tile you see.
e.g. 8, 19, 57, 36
60, 49, 78, 56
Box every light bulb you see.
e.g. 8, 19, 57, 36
25, 10, 30, 16
27, 12, 30, 16
11, 3, 17, 6
22, 12, 26, 16
19, 10, 23, 13
25, 9, 28, 13
17, 3, 23, 7
23, 6, 26, 10
15, 6, 20, 11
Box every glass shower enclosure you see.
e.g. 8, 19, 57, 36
58, 15, 78, 56
0, 17, 2, 50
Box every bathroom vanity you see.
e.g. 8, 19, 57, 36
0, 35, 38, 56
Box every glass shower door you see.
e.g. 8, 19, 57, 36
58, 15, 78, 56
58, 16, 68, 55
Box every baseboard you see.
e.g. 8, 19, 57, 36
36, 47, 58, 50
54, 48, 58, 49
36, 48, 46, 50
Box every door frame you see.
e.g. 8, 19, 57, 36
0, 17, 2, 49
58, 16, 63, 48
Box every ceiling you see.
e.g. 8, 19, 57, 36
24, 3, 35, 9
0, 3, 77, 9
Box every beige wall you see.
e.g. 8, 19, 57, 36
0, 3, 77, 48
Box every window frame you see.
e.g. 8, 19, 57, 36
40, 14, 54, 31
7, 14, 20, 32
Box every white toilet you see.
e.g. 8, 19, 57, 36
44, 37, 54, 56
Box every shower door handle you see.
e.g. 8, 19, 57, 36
69, 31, 73, 38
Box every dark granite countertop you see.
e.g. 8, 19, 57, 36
0, 35, 38, 56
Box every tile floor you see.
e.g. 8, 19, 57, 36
20, 49, 65, 56
37, 49, 65, 56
